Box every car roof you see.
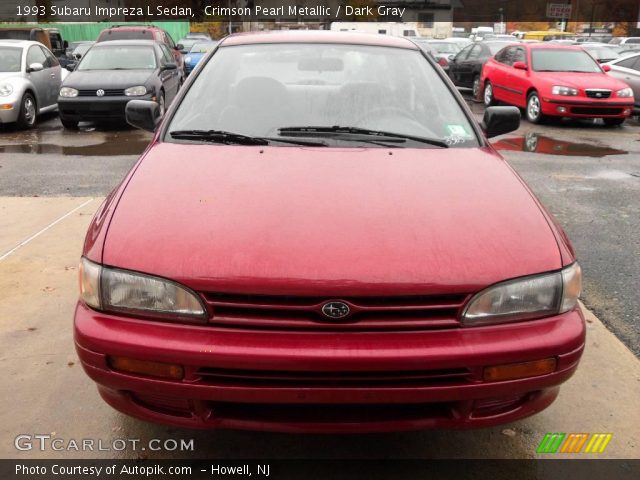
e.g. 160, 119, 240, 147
0, 39, 43, 48
220, 31, 418, 50
103, 25, 163, 31
527, 43, 584, 50
92, 39, 160, 47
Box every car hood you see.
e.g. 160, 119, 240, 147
102, 144, 562, 296
62, 69, 154, 89
0, 72, 24, 82
534, 71, 629, 90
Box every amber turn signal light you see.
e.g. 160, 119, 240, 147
483, 358, 557, 382
108, 356, 184, 380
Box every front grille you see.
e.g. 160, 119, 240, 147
78, 89, 125, 96
570, 106, 623, 115
585, 89, 612, 99
207, 402, 454, 423
193, 367, 473, 387
201, 292, 469, 331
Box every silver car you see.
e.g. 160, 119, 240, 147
606, 52, 640, 114
0, 40, 61, 128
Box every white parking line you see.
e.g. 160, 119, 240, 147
0, 198, 94, 261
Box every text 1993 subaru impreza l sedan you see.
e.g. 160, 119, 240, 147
74, 31, 584, 433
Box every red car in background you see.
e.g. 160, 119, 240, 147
481, 44, 634, 125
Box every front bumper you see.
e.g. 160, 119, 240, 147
75, 302, 585, 433
58, 94, 154, 122
542, 97, 634, 118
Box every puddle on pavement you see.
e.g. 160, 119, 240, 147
492, 133, 627, 157
0, 139, 150, 156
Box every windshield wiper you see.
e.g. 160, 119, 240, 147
278, 126, 449, 148
169, 129, 327, 147
170, 129, 269, 145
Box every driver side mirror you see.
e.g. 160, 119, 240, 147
175, 44, 184, 51
481, 106, 520, 138
513, 61, 527, 70
66, 63, 77, 71
27, 62, 44, 73
126, 100, 161, 132
602, 64, 611, 72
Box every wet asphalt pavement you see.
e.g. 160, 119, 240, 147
0, 104, 638, 358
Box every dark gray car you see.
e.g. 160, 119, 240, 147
58, 40, 181, 129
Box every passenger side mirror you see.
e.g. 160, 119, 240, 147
513, 61, 527, 70
66, 63, 77, 71
63, 40, 69, 49
481, 106, 520, 138
126, 100, 161, 132
27, 62, 44, 73
602, 64, 611, 72
161, 62, 178, 70
175, 44, 184, 51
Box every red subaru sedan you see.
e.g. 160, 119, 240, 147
75, 31, 585, 433
481, 43, 634, 125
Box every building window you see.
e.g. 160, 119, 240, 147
418, 13, 434, 29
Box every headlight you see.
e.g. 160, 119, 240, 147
59, 87, 78, 98
184, 56, 192, 64
616, 87, 633, 98
551, 86, 578, 96
0, 83, 13, 96
461, 263, 581, 326
124, 85, 147, 96
79, 257, 207, 322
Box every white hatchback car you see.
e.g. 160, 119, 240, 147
0, 40, 61, 128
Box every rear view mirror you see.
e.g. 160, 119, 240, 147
27, 62, 43, 73
175, 44, 184, 51
602, 64, 611, 72
513, 61, 527, 70
126, 100, 161, 132
162, 62, 178, 70
298, 57, 344, 72
66, 63, 76, 71
481, 106, 520, 138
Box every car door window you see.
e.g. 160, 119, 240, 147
616, 56, 640, 71
499, 47, 516, 66
26, 45, 47, 67
455, 44, 473, 61
159, 44, 174, 65
40, 46, 59, 68
494, 47, 509, 64
513, 48, 527, 66
466, 45, 482, 60
165, 33, 176, 49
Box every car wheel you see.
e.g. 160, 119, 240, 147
157, 91, 166, 116
17, 93, 37, 129
483, 81, 495, 107
526, 91, 545, 124
61, 118, 79, 130
603, 117, 625, 126
472, 75, 481, 99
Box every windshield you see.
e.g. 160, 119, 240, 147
531, 49, 601, 72
72, 44, 93, 56
167, 43, 478, 148
189, 42, 217, 53
78, 46, 156, 70
583, 46, 620, 60
99, 30, 153, 41
0, 47, 22, 72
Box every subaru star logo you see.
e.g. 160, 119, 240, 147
96, 89, 105, 97
321, 301, 350, 319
